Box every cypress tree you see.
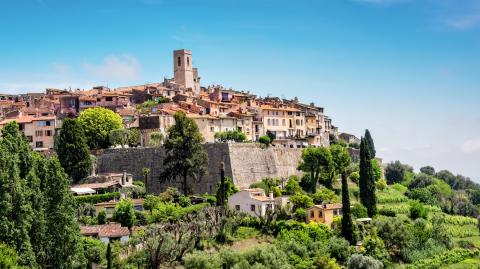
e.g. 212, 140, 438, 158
107, 243, 112, 269
359, 137, 377, 217
341, 172, 355, 245
364, 129, 376, 158
57, 118, 92, 183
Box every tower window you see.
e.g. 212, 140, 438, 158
177, 57, 181, 67
187, 57, 190, 66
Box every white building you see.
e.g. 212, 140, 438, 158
228, 188, 275, 217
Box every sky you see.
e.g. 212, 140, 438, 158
0, 0, 479, 180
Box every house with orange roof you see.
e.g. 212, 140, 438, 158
0, 115, 56, 151
306, 204, 343, 228
228, 188, 275, 217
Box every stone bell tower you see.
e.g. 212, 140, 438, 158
173, 49, 196, 92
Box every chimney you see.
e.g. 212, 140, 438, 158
269, 191, 274, 200
122, 170, 127, 185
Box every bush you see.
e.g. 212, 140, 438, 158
178, 195, 192, 207
351, 203, 368, 219
347, 254, 383, 269
289, 193, 314, 210
407, 248, 479, 269
214, 130, 247, 143
294, 208, 307, 221
378, 208, 396, 217
408, 188, 437, 206
258, 136, 272, 146
314, 255, 341, 269
376, 179, 387, 191
409, 173, 435, 190
75, 192, 120, 204
97, 210, 106, 224
284, 176, 302, 195
184, 251, 221, 269
312, 187, 340, 204
385, 161, 412, 185
328, 236, 353, 262
409, 201, 428, 220
350, 172, 360, 184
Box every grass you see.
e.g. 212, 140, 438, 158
232, 227, 260, 241
440, 257, 480, 268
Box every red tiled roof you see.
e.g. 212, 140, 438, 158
80, 223, 130, 238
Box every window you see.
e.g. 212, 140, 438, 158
235, 205, 240, 211
282, 119, 286, 126
250, 205, 255, 212
310, 210, 314, 218
46, 130, 52, 136
35, 130, 43, 137
177, 56, 181, 67
26, 136, 33, 142
267, 119, 271, 125
35, 141, 43, 148
46, 120, 51, 126
319, 211, 323, 217
105, 97, 113, 102
187, 56, 190, 66
210, 127, 214, 132
333, 210, 338, 216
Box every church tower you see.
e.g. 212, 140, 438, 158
173, 49, 195, 91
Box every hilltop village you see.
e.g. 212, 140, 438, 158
3, 50, 480, 269
0, 49, 359, 151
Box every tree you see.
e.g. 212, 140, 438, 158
266, 130, 276, 141
77, 107, 123, 149
106, 243, 112, 269
347, 254, 383, 269
215, 176, 238, 206
43, 157, 85, 268
359, 137, 377, 217
113, 199, 136, 230
150, 132, 164, 146
214, 130, 247, 142
385, 161, 412, 185
284, 176, 302, 195
420, 166, 435, 176
161, 112, 208, 195
143, 167, 151, 193
297, 147, 333, 193
97, 210, 107, 225
56, 118, 92, 183
371, 159, 382, 181
342, 173, 355, 245
364, 129, 376, 158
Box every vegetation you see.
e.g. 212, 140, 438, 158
258, 135, 272, 146
297, 146, 333, 192
109, 128, 141, 147
214, 130, 247, 142
56, 118, 92, 183
161, 111, 208, 195
77, 107, 123, 149
359, 134, 377, 217
74, 192, 120, 204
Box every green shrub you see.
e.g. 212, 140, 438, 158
312, 187, 340, 204
184, 251, 221, 269
409, 201, 428, 220
258, 136, 272, 146
378, 208, 396, 217
351, 203, 368, 218
407, 248, 479, 269
289, 193, 314, 210
350, 172, 360, 184
408, 188, 437, 206
97, 210, 106, 224
347, 254, 383, 269
376, 179, 387, 191
74, 192, 120, 204
294, 208, 307, 221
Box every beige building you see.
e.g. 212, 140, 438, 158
174, 49, 200, 94
0, 115, 56, 151
306, 204, 343, 228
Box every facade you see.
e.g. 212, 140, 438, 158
228, 188, 275, 216
0, 115, 56, 151
306, 204, 343, 228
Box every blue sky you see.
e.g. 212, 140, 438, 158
1, 0, 480, 180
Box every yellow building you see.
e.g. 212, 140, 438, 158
306, 204, 343, 228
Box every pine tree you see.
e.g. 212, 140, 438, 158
57, 118, 92, 183
341, 173, 355, 245
161, 112, 208, 195
364, 129, 376, 158
359, 137, 377, 217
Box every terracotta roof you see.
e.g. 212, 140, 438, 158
95, 199, 144, 207
0, 115, 55, 125
80, 223, 130, 238
71, 181, 120, 190
310, 203, 343, 210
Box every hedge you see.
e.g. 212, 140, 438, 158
75, 192, 120, 204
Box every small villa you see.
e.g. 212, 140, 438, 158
306, 203, 343, 228
228, 188, 275, 216
80, 223, 130, 244
95, 198, 144, 218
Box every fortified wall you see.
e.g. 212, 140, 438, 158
94, 143, 303, 194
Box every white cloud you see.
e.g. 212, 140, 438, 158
83, 55, 141, 81
461, 138, 480, 153
446, 13, 480, 30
